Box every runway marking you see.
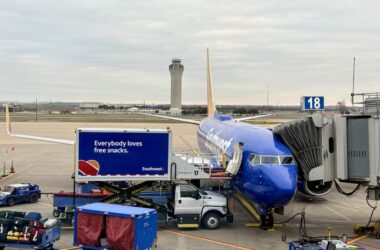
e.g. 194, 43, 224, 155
347, 234, 367, 244
163, 229, 255, 250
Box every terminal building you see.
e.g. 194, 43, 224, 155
169, 59, 184, 115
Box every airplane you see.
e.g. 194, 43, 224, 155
4, 50, 330, 228
139, 49, 299, 228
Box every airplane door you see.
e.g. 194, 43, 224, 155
175, 185, 203, 215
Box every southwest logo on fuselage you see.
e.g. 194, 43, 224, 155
206, 128, 233, 153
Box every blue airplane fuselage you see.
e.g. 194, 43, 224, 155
197, 117, 298, 214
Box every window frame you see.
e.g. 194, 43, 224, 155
179, 185, 198, 199
248, 154, 295, 166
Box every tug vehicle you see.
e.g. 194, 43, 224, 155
0, 183, 41, 206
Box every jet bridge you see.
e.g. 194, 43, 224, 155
274, 113, 380, 200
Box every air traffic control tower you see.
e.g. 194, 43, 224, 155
169, 59, 184, 115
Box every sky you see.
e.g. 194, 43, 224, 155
1, 1, 380, 105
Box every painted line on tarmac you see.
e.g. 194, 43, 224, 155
324, 205, 353, 222
178, 135, 197, 153
38, 201, 53, 207
347, 234, 368, 244
357, 241, 380, 250
163, 229, 255, 250
0, 164, 35, 182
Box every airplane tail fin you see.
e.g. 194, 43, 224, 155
207, 49, 219, 119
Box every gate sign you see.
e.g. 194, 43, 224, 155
75, 128, 171, 181
301, 96, 325, 111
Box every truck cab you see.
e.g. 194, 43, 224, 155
172, 183, 230, 229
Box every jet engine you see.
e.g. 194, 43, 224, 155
297, 180, 333, 196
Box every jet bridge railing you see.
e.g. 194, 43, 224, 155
351, 91, 380, 118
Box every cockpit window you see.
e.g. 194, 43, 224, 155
280, 156, 295, 164
253, 155, 260, 165
248, 154, 260, 165
249, 154, 295, 165
248, 154, 255, 163
261, 156, 279, 164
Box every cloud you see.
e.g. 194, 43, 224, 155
0, 0, 380, 105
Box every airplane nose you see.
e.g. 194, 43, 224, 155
247, 164, 298, 208
268, 164, 298, 207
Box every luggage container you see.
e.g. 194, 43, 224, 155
74, 203, 157, 250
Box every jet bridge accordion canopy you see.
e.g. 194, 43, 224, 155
274, 117, 322, 178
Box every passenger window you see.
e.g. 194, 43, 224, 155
261, 156, 279, 165
180, 186, 197, 198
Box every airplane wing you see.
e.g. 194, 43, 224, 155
235, 114, 272, 122
139, 113, 200, 125
5, 105, 75, 145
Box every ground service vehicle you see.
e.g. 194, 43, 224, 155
170, 182, 230, 229
74, 129, 237, 229
6, 128, 240, 230
0, 184, 41, 206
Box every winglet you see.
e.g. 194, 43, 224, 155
5, 104, 13, 136
207, 49, 219, 118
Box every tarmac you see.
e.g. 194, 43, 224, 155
0, 122, 379, 250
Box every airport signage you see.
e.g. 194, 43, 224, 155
301, 96, 325, 111
75, 128, 171, 181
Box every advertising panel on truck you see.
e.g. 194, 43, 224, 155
75, 128, 172, 181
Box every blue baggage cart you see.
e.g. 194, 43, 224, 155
74, 203, 157, 250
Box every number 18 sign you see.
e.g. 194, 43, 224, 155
301, 96, 325, 111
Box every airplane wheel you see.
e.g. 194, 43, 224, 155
29, 193, 39, 203
203, 213, 220, 230
6, 198, 15, 206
